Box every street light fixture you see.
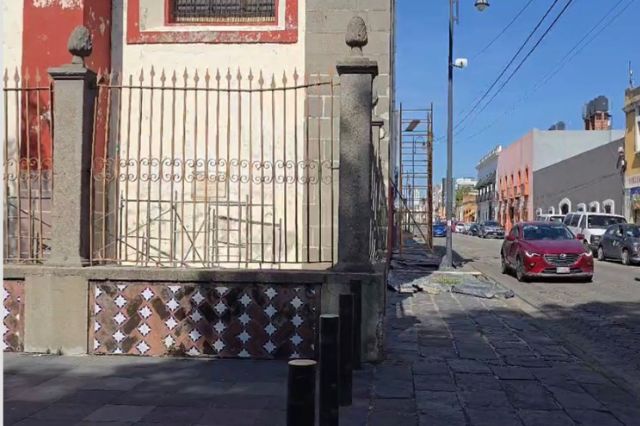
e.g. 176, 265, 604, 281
444, 0, 489, 270
475, 0, 490, 12
453, 58, 469, 69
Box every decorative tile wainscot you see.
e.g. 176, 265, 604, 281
90, 281, 320, 359
3, 280, 25, 352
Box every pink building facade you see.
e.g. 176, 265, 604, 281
496, 132, 534, 232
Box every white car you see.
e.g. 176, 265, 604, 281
564, 212, 627, 253
455, 223, 466, 233
536, 214, 565, 223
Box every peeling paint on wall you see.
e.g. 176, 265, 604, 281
32, 0, 83, 9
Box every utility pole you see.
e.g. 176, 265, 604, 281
444, 0, 489, 268
426, 103, 434, 249
444, 0, 455, 269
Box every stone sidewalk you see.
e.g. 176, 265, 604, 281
5, 289, 640, 425
370, 290, 640, 426
4, 353, 372, 425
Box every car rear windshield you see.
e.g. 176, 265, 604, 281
484, 221, 499, 226
522, 224, 573, 241
588, 215, 626, 229
549, 216, 564, 223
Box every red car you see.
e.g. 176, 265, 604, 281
501, 222, 593, 282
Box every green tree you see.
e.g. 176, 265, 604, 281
456, 186, 472, 206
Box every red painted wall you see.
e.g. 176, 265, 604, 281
20, 0, 111, 168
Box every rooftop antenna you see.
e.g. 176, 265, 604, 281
630, 61, 634, 89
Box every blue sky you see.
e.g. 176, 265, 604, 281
395, 0, 638, 182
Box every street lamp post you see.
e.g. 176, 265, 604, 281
444, 0, 489, 269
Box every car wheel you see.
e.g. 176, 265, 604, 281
622, 249, 630, 266
583, 276, 593, 283
516, 257, 528, 282
501, 254, 509, 274
597, 246, 605, 261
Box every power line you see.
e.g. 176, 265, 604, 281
454, 0, 633, 145
471, 0, 536, 60
479, 0, 575, 111
471, 0, 575, 121
453, 0, 563, 132
535, 0, 632, 90
431, 0, 551, 145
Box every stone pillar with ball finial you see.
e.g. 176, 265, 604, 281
47, 25, 97, 266
334, 17, 379, 273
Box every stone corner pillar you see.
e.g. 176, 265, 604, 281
47, 26, 97, 267
333, 17, 379, 273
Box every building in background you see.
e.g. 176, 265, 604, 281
454, 177, 477, 223
432, 184, 444, 221
583, 96, 612, 130
475, 145, 502, 223
455, 177, 478, 189
623, 87, 640, 222
456, 190, 478, 223
497, 127, 623, 231
533, 137, 624, 218
495, 96, 622, 231
496, 132, 533, 232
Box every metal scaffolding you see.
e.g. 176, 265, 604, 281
397, 104, 434, 249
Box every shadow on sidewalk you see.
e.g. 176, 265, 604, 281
375, 286, 640, 426
4, 351, 373, 425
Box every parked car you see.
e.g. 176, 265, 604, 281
468, 223, 480, 236
479, 221, 505, 239
536, 214, 565, 223
501, 222, 593, 282
454, 222, 466, 233
597, 223, 640, 265
433, 222, 447, 238
464, 222, 476, 234
564, 212, 627, 254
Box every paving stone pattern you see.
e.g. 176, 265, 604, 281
3, 351, 373, 425
370, 291, 640, 426
5, 290, 640, 425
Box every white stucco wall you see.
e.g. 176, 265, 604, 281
2, 1, 23, 70
2, 2, 24, 174
532, 129, 625, 172
109, 1, 317, 267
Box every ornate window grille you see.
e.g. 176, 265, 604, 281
170, 0, 277, 23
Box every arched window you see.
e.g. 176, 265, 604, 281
576, 203, 586, 212
603, 199, 615, 214
559, 198, 571, 215
535, 208, 543, 218
589, 201, 600, 213
548, 206, 555, 214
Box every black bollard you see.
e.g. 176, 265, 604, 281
350, 280, 362, 370
287, 359, 317, 426
319, 314, 339, 426
339, 294, 354, 406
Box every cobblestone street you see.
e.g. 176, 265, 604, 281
445, 233, 640, 397
372, 290, 640, 425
